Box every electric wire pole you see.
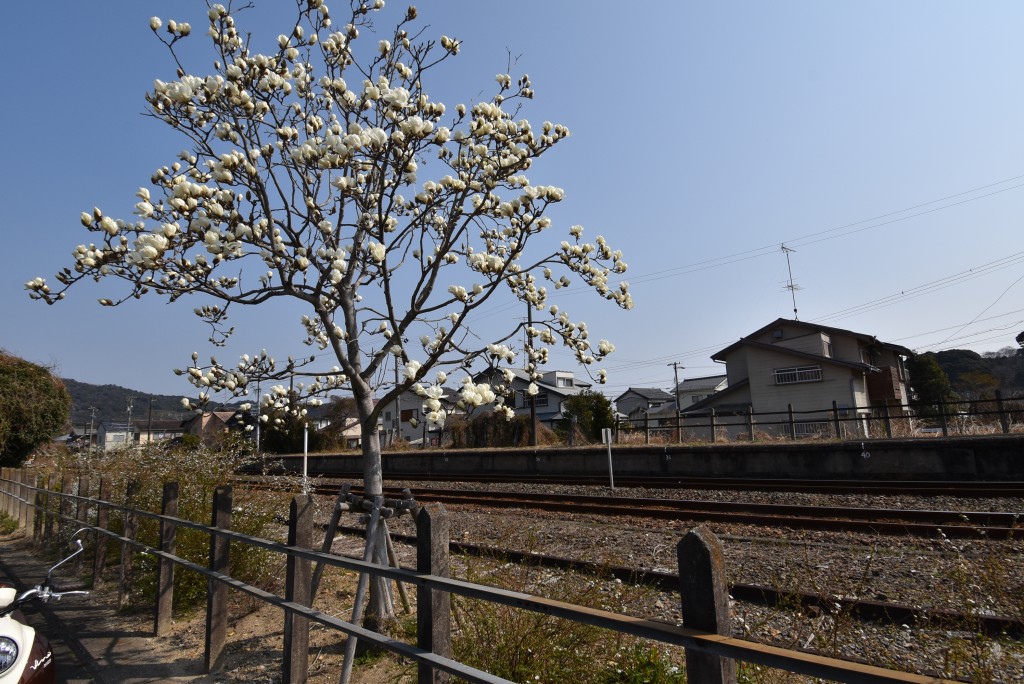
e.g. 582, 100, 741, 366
781, 244, 801, 320
669, 362, 684, 442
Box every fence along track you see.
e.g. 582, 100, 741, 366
257, 458, 1024, 497
0, 468, 965, 683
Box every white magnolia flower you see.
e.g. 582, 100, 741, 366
526, 382, 539, 396
404, 360, 421, 381
368, 242, 386, 263
150, 16, 162, 31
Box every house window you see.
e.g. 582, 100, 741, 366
534, 392, 549, 407
556, 376, 573, 388
794, 421, 830, 438
400, 408, 418, 422
692, 395, 703, 403
773, 365, 822, 385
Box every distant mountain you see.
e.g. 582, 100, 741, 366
61, 378, 243, 432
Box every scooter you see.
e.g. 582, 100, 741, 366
0, 533, 89, 683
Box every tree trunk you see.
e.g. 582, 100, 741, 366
354, 387, 392, 631
356, 391, 383, 497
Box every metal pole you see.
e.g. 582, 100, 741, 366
603, 428, 615, 490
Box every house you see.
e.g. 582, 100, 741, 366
95, 419, 189, 451
614, 387, 675, 420
474, 368, 592, 429
683, 318, 911, 439
673, 374, 728, 410
377, 387, 460, 446
182, 410, 244, 446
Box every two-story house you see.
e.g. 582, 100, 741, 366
683, 318, 911, 438
614, 388, 675, 420
474, 368, 592, 430
673, 374, 728, 409
377, 387, 460, 446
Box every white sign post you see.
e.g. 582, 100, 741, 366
602, 428, 615, 490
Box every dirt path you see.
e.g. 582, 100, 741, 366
0, 530, 212, 683
0, 530, 412, 683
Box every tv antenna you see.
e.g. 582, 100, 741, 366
781, 244, 801, 320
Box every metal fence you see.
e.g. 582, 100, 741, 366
0, 468, 958, 684
619, 391, 1024, 445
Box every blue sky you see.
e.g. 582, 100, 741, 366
3, 1, 1024, 401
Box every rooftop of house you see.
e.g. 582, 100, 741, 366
615, 387, 675, 403
675, 374, 728, 392
712, 318, 913, 362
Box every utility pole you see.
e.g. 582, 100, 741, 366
147, 396, 154, 445
394, 357, 401, 444
88, 406, 97, 453
669, 362, 684, 443
125, 395, 135, 448
781, 244, 801, 320
669, 362, 684, 409
527, 303, 537, 446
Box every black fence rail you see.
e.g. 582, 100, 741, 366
0, 467, 959, 684
618, 390, 1024, 445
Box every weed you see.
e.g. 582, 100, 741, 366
0, 512, 17, 536
450, 535, 687, 683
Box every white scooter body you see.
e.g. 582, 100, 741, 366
0, 535, 87, 684
0, 589, 53, 684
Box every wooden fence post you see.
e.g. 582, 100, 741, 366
59, 474, 75, 548
939, 401, 949, 437
832, 401, 842, 439
74, 476, 90, 574
284, 495, 313, 684
21, 470, 34, 531
119, 480, 141, 610
677, 526, 736, 684
746, 406, 755, 442
417, 504, 452, 684
2, 468, 11, 518
995, 390, 1010, 434
33, 474, 47, 543
93, 478, 111, 587
787, 404, 796, 440
205, 485, 232, 674
710, 408, 717, 443
43, 474, 56, 547
675, 409, 682, 444
882, 400, 893, 439
644, 413, 650, 445
155, 482, 179, 637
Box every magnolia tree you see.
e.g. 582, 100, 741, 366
28, 0, 631, 498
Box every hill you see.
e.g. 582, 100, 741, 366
929, 347, 1024, 399
61, 378, 242, 432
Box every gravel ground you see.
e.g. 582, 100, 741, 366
369, 480, 1024, 682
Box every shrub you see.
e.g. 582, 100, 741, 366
58, 440, 293, 612
0, 352, 71, 466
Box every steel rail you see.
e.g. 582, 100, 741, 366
342, 485, 1023, 540
332, 524, 1023, 639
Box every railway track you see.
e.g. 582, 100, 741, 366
323, 483, 1023, 540
330, 523, 1024, 639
